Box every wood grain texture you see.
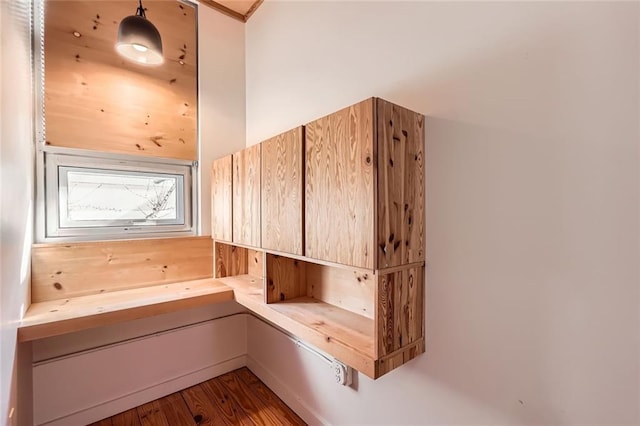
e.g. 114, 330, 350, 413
44, 1, 197, 160
377, 265, 424, 357
375, 339, 425, 378
111, 409, 141, 426
211, 155, 233, 242
265, 254, 306, 303
306, 263, 375, 319
158, 392, 196, 425
31, 237, 213, 302
233, 144, 261, 247
376, 98, 426, 267
261, 127, 304, 255
217, 372, 283, 425
181, 383, 234, 426
234, 368, 305, 425
247, 249, 264, 278
88, 419, 112, 426
220, 274, 377, 377
137, 400, 170, 426
305, 98, 375, 269
214, 242, 264, 279
19, 278, 234, 341
202, 378, 255, 426
214, 242, 248, 278
94, 368, 304, 425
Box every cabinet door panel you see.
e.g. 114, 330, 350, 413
377, 265, 424, 357
261, 127, 304, 255
305, 99, 375, 269
211, 155, 233, 241
233, 144, 261, 247
377, 99, 425, 267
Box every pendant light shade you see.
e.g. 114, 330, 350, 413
116, 0, 163, 66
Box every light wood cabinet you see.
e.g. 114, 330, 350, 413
211, 155, 233, 242
261, 127, 304, 255
211, 98, 425, 379
376, 99, 426, 268
305, 98, 424, 269
232, 144, 261, 247
305, 100, 375, 269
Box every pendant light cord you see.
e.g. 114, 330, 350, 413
136, 0, 146, 18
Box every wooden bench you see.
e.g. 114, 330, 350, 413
19, 237, 234, 341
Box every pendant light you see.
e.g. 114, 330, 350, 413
116, 0, 163, 66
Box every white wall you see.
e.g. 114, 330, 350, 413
246, 2, 640, 424
0, 0, 34, 425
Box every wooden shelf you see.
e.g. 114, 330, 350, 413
19, 279, 234, 342
216, 274, 377, 378
269, 297, 375, 357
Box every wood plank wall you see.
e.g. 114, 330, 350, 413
44, 0, 197, 160
32, 237, 213, 302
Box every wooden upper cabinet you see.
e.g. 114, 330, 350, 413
376, 98, 425, 268
305, 99, 376, 269
261, 127, 304, 255
211, 155, 233, 242
233, 144, 261, 247
305, 98, 425, 269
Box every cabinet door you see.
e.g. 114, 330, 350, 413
211, 155, 233, 241
376, 99, 426, 268
305, 99, 375, 269
233, 144, 261, 247
261, 127, 304, 255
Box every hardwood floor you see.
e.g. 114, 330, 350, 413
89, 368, 306, 426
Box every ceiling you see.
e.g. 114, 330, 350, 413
199, 0, 263, 22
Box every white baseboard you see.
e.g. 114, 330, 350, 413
246, 355, 328, 426
42, 355, 247, 426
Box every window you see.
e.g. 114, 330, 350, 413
44, 152, 195, 239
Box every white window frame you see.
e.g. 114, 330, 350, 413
43, 150, 196, 239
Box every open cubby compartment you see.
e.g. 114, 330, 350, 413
214, 241, 265, 279
214, 241, 265, 298
264, 254, 375, 317
264, 253, 377, 358
212, 242, 424, 378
